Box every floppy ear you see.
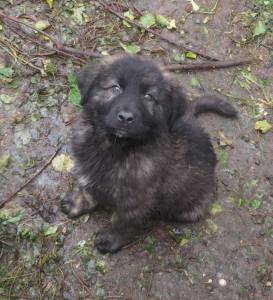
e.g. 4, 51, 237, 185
167, 85, 188, 128
76, 61, 99, 105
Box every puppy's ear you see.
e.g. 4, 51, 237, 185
167, 85, 187, 128
76, 62, 99, 105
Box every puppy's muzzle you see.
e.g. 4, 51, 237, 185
117, 110, 134, 124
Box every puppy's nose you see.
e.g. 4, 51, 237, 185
117, 111, 134, 123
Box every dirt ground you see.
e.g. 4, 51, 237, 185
0, 0, 272, 299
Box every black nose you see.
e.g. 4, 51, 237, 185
117, 111, 134, 123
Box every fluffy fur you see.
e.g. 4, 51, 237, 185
61, 55, 237, 253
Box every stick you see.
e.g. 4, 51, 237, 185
0, 146, 62, 208
95, 0, 219, 61
0, 12, 102, 60
165, 58, 252, 71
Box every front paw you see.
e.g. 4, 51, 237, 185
60, 191, 95, 219
95, 229, 127, 254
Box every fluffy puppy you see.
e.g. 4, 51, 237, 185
61, 55, 237, 253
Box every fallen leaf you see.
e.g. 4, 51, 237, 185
0, 94, 15, 104
187, 0, 200, 12
68, 73, 82, 107
71, 4, 86, 25
156, 14, 176, 29
35, 20, 51, 31
185, 51, 197, 59
124, 10, 135, 20
179, 238, 189, 246
120, 42, 141, 54
210, 203, 223, 216
253, 20, 267, 37
218, 131, 233, 146
45, 0, 54, 8
255, 120, 272, 133
206, 219, 218, 234
139, 13, 156, 28
174, 53, 185, 63
52, 154, 74, 172
42, 59, 57, 76
191, 76, 200, 87
0, 67, 14, 83
43, 225, 58, 236
0, 153, 10, 172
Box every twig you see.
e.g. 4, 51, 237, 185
3, 18, 87, 64
71, 264, 92, 294
165, 58, 252, 71
0, 12, 102, 60
0, 145, 62, 209
195, 0, 220, 15
95, 0, 219, 61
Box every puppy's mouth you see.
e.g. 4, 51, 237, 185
114, 129, 128, 138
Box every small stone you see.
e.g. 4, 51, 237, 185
87, 259, 96, 274
266, 281, 272, 287
208, 279, 212, 283
219, 278, 227, 287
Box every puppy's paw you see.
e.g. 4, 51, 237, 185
95, 229, 127, 254
61, 191, 96, 219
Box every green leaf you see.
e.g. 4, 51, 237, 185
0, 94, 15, 104
250, 199, 262, 209
0, 153, 10, 172
210, 203, 223, 216
43, 225, 58, 236
185, 51, 197, 59
191, 76, 200, 87
253, 20, 267, 37
3, 209, 25, 225
139, 13, 156, 28
255, 120, 272, 134
68, 73, 82, 107
0, 67, 14, 83
156, 14, 176, 29
0, 67, 13, 78
46, 0, 54, 8
238, 198, 249, 207
120, 42, 141, 54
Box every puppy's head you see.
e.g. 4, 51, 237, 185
76, 55, 186, 141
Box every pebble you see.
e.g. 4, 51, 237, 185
219, 278, 227, 287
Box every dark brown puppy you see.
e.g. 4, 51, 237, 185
61, 55, 237, 253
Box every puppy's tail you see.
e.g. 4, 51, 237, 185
190, 95, 238, 118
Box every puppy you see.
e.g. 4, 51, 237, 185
61, 55, 237, 253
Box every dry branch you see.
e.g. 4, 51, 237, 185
0, 146, 62, 208
165, 58, 252, 71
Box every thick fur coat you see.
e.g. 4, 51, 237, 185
61, 55, 237, 253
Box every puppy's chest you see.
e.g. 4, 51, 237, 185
79, 148, 156, 195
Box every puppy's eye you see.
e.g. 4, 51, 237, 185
144, 93, 156, 103
109, 85, 121, 95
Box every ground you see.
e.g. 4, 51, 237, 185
0, 0, 272, 299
